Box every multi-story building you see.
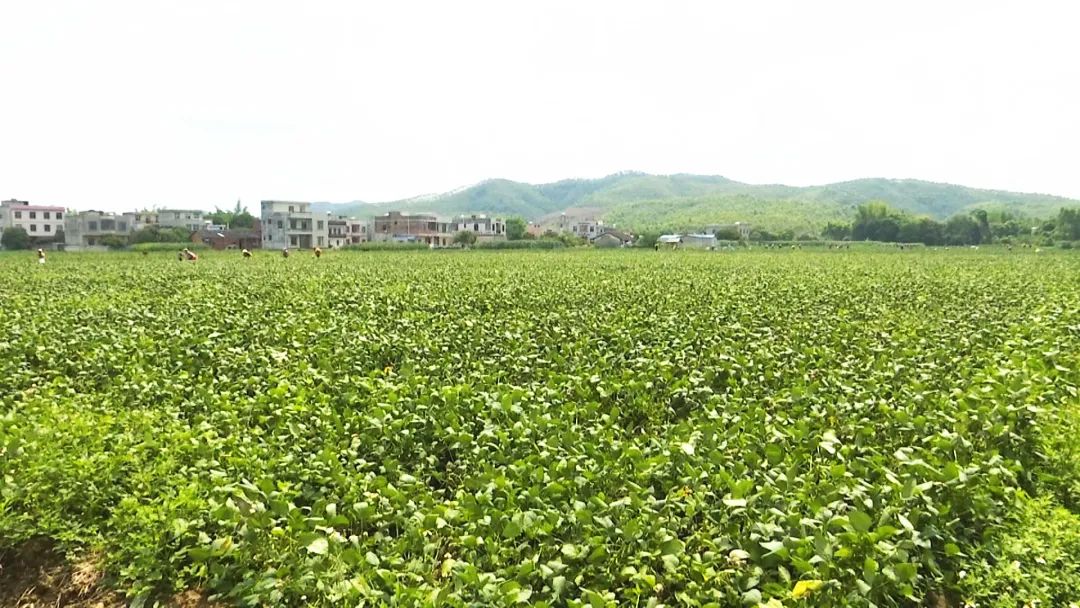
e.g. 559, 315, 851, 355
543, 213, 604, 239
1, 199, 67, 243
371, 211, 454, 247
261, 201, 330, 250
326, 215, 370, 248
371, 211, 506, 246
157, 209, 206, 232
63, 210, 141, 248
451, 214, 506, 242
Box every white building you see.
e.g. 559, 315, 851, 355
261, 201, 330, 250
452, 214, 506, 242
1, 199, 67, 243
327, 215, 370, 248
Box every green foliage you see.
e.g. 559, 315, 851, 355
958, 496, 1080, 606
1056, 207, 1080, 240
130, 242, 209, 252
342, 241, 430, 251
208, 201, 258, 229
1, 226, 31, 250
505, 217, 527, 240
453, 230, 477, 246
98, 235, 128, 249
474, 239, 565, 250
0, 250, 1077, 606
129, 225, 192, 244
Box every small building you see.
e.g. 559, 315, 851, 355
683, 233, 717, 249
191, 228, 261, 250
657, 234, 682, 248
591, 229, 631, 248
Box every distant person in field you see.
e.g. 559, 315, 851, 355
242, 248, 252, 258
178, 249, 185, 261
314, 246, 322, 258
282, 247, 290, 258
37, 248, 46, 264
183, 248, 198, 261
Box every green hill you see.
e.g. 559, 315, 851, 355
314, 173, 1078, 233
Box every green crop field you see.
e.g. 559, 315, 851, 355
1, 249, 1078, 607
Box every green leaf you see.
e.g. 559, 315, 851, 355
849, 510, 873, 534
306, 537, 328, 555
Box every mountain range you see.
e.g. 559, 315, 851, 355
311, 172, 1078, 234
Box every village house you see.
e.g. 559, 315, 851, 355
63, 210, 156, 248
590, 229, 632, 248
0, 199, 66, 243
261, 200, 329, 250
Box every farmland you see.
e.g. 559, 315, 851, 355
1, 249, 1078, 607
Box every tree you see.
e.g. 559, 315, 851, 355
454, 230, 477, 247
129, 225, 191, 244
821, 222, 851, 241
505, 217, 527, 240
1, 227, 31, 250
714, 227, 742, 241
230, 210, 257, 229
52, 228, 66, 245
1055, 207, 1080, 241
99, 235, 128, 249
945, 214, 983, 245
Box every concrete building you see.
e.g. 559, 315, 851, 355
157, 209, 206, 232
63, 210, 141, 248
451, 214, 506, 242
372, 211, 454, 247
261, 201, 329, 250
1, 199, 67, 244
326, 215, 370, 248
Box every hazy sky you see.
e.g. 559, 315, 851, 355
2, 1, 1078, 212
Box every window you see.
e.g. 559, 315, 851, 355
118, 222, 127, 231
277, 221, 283, 229
30, 224, 37, 232
56, 212, 62, 220
14, 211, 21, 219
317, 220, 324, 230
44, 211, 50, 219
290, 236, 297, 246
318, 236, 324, 246
474, 223, 479, 231
44, 224, 51, 232
288, 206, 294, 213
88, 221, 98, 231
29, 211, 36, 219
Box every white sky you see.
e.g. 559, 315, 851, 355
2, 1, 1078, 212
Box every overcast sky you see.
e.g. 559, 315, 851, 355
2, 1, 1078, 212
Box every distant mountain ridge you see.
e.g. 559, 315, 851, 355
312, 173, 1079, 233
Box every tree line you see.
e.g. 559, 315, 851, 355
818, 202, 1080, 246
